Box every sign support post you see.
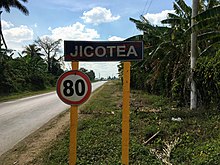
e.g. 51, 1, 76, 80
69, 61, 79, 165
122, 61, 131, 165
60, 40, 143, 165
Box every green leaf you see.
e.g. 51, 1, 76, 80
161, 18, 181, 25
176, 0, 192, 17
198, 31, 220, 41
194, 5, 220, 21
191, 16, 220, 32
199, 42, 220, 56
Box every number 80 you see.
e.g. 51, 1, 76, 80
63, 79, 85, 97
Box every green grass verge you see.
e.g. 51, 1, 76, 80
0, 87, 56, 103
34, 80, 220, 164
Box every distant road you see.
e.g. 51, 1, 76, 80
0, 81, 107, 156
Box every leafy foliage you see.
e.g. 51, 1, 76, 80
0, 42, 64, 95
35, 37, 63, 75
79, 67, 96, 81
0, 0, 29, 15
195, 50, 220, 106
128, 0, 220, 107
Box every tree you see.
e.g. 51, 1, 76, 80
79, 67, 88, 73
130, 9, 191, 104
0, 0, 29, 15
35, 37, 62, 74
192, 4, 220, 106
190, 0, 199, 110
0, 0, 29, 49
129, 0, 220, 108
0, 12, 7, 49
86, 70, 95, 81
22, 44, 43, 58
79, 68, 95, 81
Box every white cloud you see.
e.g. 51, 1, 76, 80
2, 20, 14, 29
4, 25, 34, 43
47, 22, 100, 41
81, 7, 120, 25
144, 10, 175, 26
108, 36, 125, 41
2, 23, 34, 51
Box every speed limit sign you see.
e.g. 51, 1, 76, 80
56, 70, 92, 105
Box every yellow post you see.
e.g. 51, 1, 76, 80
122, 61, 131, 165
69, 61, 79, 165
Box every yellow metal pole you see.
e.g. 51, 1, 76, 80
122, 61, 131, 165
69, 61, 79, 165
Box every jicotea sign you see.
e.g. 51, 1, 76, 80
64, 41, 143, 61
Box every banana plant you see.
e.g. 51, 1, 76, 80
129, 0, 220, 106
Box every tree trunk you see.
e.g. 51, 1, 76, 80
190, 0, 199, 110
0, 11, 7, 50
0, 11, 3, 50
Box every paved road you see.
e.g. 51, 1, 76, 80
0, 81, 106, 156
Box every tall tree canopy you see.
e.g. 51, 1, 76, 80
0, 0, 29, 50
128, 0, 220, 107
0, 0, 29, 15
35, 37, 63, 75
22, 44, 43, 58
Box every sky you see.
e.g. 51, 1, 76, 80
1, 0, 191, 78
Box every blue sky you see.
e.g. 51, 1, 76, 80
2, 0, 191, 78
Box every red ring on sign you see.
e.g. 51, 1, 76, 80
56, 70, 92, 105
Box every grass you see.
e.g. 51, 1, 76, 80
34, 80, 220, 164
0, 87, 56, 103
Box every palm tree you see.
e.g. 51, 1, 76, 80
0, 0, 29, 49
20, 44, 46, 77
22, 44, 43, 58
0, 0, 29, 15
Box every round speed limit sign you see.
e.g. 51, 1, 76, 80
56, 70, 92, 105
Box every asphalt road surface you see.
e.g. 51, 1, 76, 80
0, 81, 107, 156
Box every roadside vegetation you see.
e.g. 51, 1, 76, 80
32, 81, 220, 164
125, 0, 220, 109
0, 42, 97, 102
0, 44, 63, 100
1, 0, 220, 164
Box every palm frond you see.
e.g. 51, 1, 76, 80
124, 35, 143, 41
207, 0, 220, 9
13, 0, 29, 15
191, 16, 220, 32
161, 18, 181, 25
194, 5, 220, 21
167, 13, 181, 19
173, 3, 183, 16
199, 42, 220, 56
130, 17, 154, 32
176, 0, 192, 17
198, 31, 220, 41
150, 41, 172, 59
140, 15, 150, 24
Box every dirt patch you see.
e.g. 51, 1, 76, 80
0, 109, 70, 165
